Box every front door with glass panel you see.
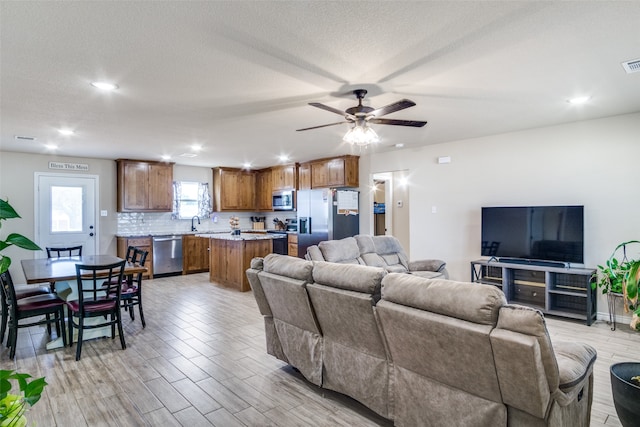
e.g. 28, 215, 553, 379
35, 173, 98, 258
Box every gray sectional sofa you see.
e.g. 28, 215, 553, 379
246, 254, 597, 427
306, 234, 448, 279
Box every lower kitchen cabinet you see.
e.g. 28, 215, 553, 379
117, 236, 153, 278
288, 233, 298, 257
183, 235, 210, 274
209, 237, 271, 291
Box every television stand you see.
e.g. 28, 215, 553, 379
471, 259, 596, 325
498, 258, 567, 268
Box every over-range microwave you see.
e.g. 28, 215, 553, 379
272, 190, 294, 211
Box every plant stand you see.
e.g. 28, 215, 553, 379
607, 291, 624, 331
611, 362, 640, 427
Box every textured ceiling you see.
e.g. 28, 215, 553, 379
1, 1, 639, 168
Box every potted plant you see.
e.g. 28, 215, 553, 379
0, 198, 42, 274
606, 240, 640, 427
0, 199, 48, 426
0, 370, 48, 427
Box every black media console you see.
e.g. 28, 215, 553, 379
470, 259, 596, 326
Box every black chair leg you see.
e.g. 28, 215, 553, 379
75, 317, 84, 361
59, 309, 67, 347
138, 302, 146, 328
0, 308, 7, 344
68, 314, 74, 347
46, 314, 52, 335
116, 310, 126, 350
129, 301, 135, 321
8, 324, 17, 359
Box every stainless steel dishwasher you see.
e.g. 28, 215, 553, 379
152, 235, 183, 276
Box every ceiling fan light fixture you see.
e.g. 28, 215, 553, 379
343, 124, 379, 146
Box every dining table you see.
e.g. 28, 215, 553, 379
20, 254, 147, 350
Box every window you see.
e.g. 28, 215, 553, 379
173, 181, 211, 219
50, 185, 83, 232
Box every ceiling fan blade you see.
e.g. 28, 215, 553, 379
369, 99, 416, 117
369, 118, 427, 127
296, 121, 350, 131
309, 102, 350, 117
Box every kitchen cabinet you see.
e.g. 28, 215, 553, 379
288, 233, 298, 257
298, 163, 311, 190
212, 167, 256, 211
117, 159, 174, 212
255, 168, 273, 211
307, 155, 359, 189
272, 164, 296, 190
183, 235, 210, 274
209, 237, 271, 291
117, 236, 153, 278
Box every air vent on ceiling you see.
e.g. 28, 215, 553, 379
179, 153, 198, 158
14, 135, 36, 141
622, 58, 640, 74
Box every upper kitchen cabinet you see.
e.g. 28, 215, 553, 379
255, 168, 273, 211
117, 159, 174, 212
298, 163, 311, 190
212, 167, 256, 211
306, 155, 359, 189
271, 164, 297, 190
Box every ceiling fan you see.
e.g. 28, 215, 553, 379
296, 89, 427, 132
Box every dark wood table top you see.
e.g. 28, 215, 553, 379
21, 255, 147, 284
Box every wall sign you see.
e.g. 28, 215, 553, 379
48, 161, 89, 171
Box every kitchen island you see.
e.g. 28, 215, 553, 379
197, 232, 286, 292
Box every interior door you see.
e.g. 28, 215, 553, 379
35, 173, 98, 258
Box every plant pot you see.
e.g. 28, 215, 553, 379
610, 362, 640, 427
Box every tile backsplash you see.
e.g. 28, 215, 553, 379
116, 212, 296, 236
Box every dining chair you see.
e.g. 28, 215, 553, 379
46, 245, 83, 258
68, 260, 126, 361
120, 248, 148, 328
0, 271, 53, 344
0, 271, 67, 359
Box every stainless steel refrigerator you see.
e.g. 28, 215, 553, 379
297, 188, 359, 257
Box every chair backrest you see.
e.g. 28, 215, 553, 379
125, 245, 136, 262
47, 245, 83, 258
0, 271, 18, 309
130, 248, 148, 285
75, 260, 125, 310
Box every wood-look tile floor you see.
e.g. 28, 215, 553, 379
1, 272, 638, 426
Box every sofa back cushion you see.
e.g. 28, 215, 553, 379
312, 261, 386, 295
305, 245, 324, 261
377, 274, 505, 403
263, 253, 313, 282
318, 237, 362, 264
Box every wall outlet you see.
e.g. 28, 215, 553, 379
396, 200, 403, 208
100, 210, 108, 217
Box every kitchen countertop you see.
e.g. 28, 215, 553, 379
195, 232, 287, 241
116, 229, 295, 238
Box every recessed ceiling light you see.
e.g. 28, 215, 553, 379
91, 81, 118, 91
279, 155, 290, 162
191, 144, 202, 151
243, 162, 252, 169
394, 143, 405, 148
567, 96, 590, 105
161, 155, 171, 161
58, 129, 74, 136
45, 143, 58, 150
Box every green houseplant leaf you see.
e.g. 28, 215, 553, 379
0, 199, 42, 275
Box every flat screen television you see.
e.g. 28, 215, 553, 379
481, 205, 584, 264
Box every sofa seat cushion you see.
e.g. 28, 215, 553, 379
409, 270, 445, 279
318, 237, 362, 264
409, 259, 446, 272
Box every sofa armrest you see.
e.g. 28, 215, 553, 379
408, 259, 446, 272
552, 341, 597, 406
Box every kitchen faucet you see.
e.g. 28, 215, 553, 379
191, 215, 200, 232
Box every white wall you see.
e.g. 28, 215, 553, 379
359, 112, 640, 323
